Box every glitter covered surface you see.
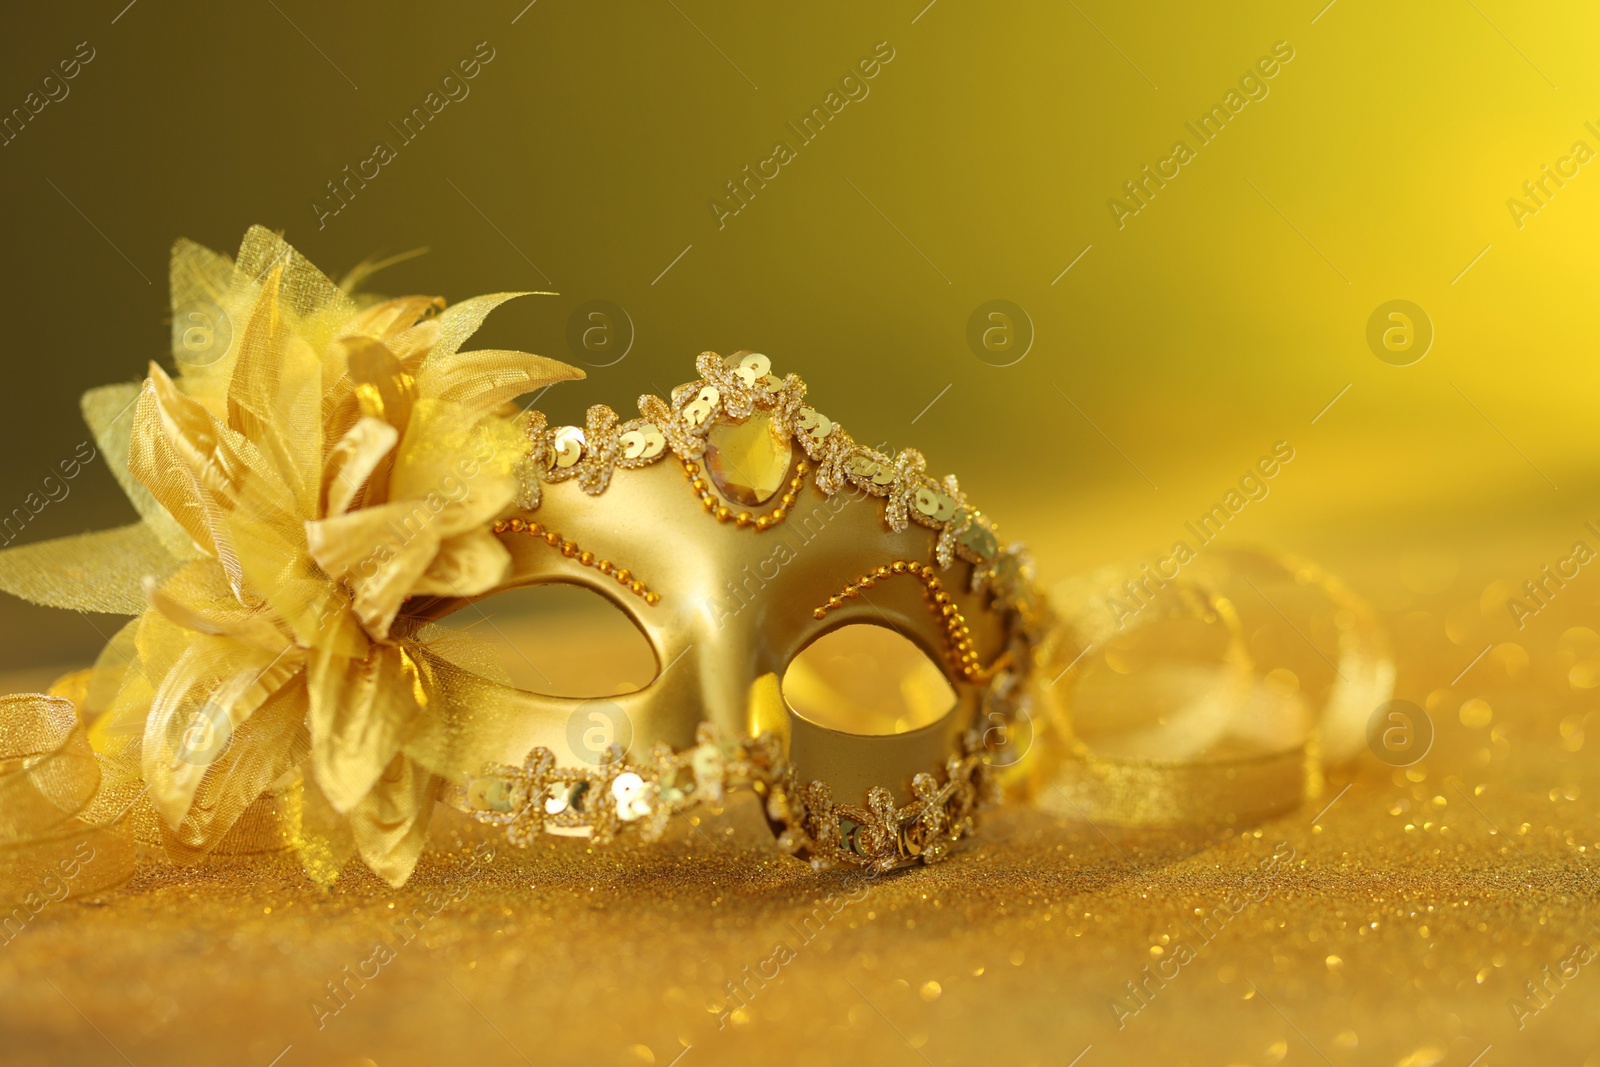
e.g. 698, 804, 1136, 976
3, 546, 1598, 1067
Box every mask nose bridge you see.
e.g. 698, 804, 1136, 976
685, 579, 777, 742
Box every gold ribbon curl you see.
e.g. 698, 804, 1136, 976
1024, 548, 1394, 826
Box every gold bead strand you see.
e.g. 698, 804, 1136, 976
681, 459, 810, 532
811, 559, 1005, 682
492, 519, 661, 606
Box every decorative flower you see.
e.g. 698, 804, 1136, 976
0, 227, 581, 885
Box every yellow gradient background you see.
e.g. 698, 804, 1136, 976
3, 1, 1597, 671
3, 5, 1600, 1067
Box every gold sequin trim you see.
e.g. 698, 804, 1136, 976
453, 724, 993, 872
492, 518, 661, 606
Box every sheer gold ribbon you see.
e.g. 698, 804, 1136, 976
0, 691, 136, 907
1026, 548, 1393, 826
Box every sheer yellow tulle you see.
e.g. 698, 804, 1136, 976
0, 227, 581, 889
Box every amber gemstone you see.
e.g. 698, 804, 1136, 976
704, 411, 792, 507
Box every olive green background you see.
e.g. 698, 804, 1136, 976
2, 0, 1598, 663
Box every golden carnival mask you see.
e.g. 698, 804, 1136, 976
428, 346, 1046, 872
0, 228, 1390, 897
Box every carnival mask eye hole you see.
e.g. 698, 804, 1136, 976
428, 583, 657, 698
781, 624, 957, 736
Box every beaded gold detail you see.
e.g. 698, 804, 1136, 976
503, 355, 1054, 695
680, 457, 809, 530
812, 559, 1010, 683
452, 724, 993, 872
491, 518, 661, 606
514, 351, 1020, 594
